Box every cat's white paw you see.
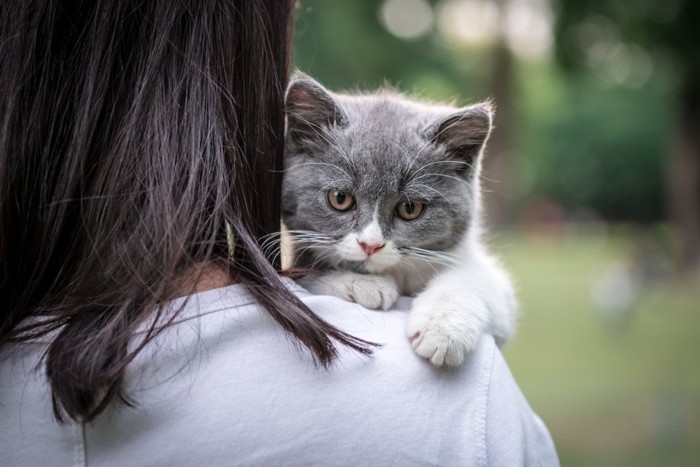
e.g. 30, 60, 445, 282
406, 289, 487, 367
299, 272, 399, 310
338, 273, 399, 310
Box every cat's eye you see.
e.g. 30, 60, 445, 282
396, 200, 424, 220
328, 190, 355, 211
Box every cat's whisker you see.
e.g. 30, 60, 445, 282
285, 242, 333, 264
407, 248, 445, 270
259, 234, 285, 257
313, 181, 344, 200
326, 131, 355, 171
399, 255, 434, 282
260, 230, 336, 264
411, 170, 474, 188
259, 232, 283, 244
388, 138, 444, 187
287, 236, 334, 244
406, 113, 475, 176
286, 233, 336, 244
413, 256, 459, 269
436, 172, 473, 187
258, 231, 282, 241
410, 183, 455, 209
270, 248, 284, 269
261, 241, 281, 258
410, 246, 460, 261
319, 130, 353, 170
407, 160, 469, 183
282, 244, 322, 269
405, 130, 440, 177
284, 229, 335, 239
286, 234, 336, 252
266, 246, 286, 265
407, 115, 485, 186
306, 246, 339, 270
402, 246, 462, 268
291, 115, 355, 171
259, 237, 280, 252
478, 172, 499, 184
287, 241, 335, 256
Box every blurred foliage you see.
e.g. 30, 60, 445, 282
294, 1, 486, 99
293, 0, 678, 222
553, 0, 700, 73
517, 65, 672, 222
497, 230, 700, 467
553, 0, 700, 269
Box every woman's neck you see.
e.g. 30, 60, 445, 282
171, 264, 234, 299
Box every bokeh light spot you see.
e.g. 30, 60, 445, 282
380, 0, 434, 40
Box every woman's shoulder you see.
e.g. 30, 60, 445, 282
296, 284, 559, 466
0, 281, 557, 466
128, 281, 557, 466
111, 283, 493, 464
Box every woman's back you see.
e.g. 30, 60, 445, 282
2, 282, 557, 466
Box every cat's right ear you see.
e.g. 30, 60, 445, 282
285, 72, 347, 147
429, 102, 494, 174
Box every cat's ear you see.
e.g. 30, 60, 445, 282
430, 102, 493, 173
286, 72, 347, 147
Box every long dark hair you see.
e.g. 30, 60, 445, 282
0, 0, 372, 422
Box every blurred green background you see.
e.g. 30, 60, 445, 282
293, 0, 700, 465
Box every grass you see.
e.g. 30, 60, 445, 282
493, 228, 700, 466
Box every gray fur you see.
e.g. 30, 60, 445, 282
282, 73, 490, 272
282, 74, 517, 367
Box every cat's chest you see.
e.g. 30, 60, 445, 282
385, 258, 446, 295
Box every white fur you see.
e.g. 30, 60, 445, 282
303, 229, 517, 366
334, 218, 403, 272
299, 271, 399, 311
403, 240, 516, 366
357, 213, 383, 246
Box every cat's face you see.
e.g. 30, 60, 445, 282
282, 74, 492, 273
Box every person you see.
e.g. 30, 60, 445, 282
0, 0, 559, 465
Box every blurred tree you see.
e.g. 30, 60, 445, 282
520, 71, 669, 222
293, 1, 483, 96
552, 0, 700, 270
482, 0, 516, 229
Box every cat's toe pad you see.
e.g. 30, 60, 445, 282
342, 274, 398, 310
407, 292, 485, 367
408, 323, 469, 367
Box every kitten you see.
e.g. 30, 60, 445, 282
280, 73, 517, 366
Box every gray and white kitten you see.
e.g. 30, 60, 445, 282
281, 73, 517, 366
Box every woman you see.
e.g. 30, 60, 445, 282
0, 0, 558, 465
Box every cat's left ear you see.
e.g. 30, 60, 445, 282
429, 102, 493, 172
285, 72, 347, 149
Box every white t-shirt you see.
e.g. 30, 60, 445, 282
1, 280, 558, 466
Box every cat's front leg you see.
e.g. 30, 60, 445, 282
299, 271, 400, 310
407, 278, 488, 367
407, 253, 517, 366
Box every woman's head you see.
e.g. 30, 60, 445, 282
0, 0, 371, 422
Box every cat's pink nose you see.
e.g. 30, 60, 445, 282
358, 240, 385, 256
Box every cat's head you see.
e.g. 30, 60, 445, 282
282, 73, 493, 273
